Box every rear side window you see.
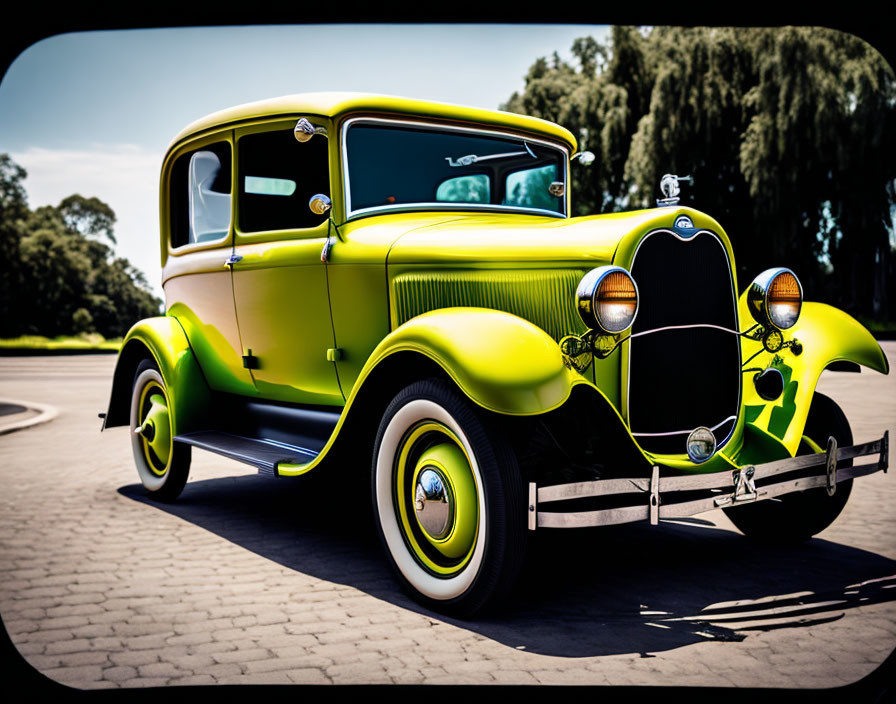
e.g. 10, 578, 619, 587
169, 141, 232, 248
238, 128, 330, 233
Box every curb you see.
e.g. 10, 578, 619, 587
0, 348, 119, 356
0, 397, 59, 435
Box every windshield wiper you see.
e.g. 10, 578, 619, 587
446, 141, 536, 167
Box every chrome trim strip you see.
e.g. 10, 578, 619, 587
257, 437, 318, 457
630, 323, 741, 339
669, 463, 880, 517
576, 265, 641, 334
345, 202, 566, 220
631, 415, 736, 438
624, 228, 741, 453
340, 116, 570, 220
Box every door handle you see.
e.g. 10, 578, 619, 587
225, 254, 243, 268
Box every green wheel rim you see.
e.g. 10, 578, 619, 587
138, 380, 172, 476
394, 421, 479, 577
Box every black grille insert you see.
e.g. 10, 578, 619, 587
627, 230, 740, 455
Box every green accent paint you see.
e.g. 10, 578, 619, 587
739, 297, 888, 455
768, 379, 799, 439
732, 422, 792, 466
745, 405, 764, 423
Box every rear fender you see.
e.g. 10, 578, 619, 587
103, 316, 211, 435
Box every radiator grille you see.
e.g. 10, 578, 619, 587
390, 269, 589, 342
627, 230, 740, 455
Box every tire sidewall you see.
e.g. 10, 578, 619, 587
372, 379, 521, 615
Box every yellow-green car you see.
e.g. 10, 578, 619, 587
102, 92, 890, 616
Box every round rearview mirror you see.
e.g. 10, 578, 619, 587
573, 151, 595, 166
309, 194, 332, 216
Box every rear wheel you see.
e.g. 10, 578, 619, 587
130, 359, 191, 501
724, 392, 853, 542
371, 378, 526, 617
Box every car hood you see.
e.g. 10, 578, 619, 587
384, 207, 725, 266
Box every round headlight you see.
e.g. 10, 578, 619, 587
746, 267, 802, 330
576, 266, 639, 334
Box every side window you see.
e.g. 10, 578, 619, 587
238, 128, 330, 233
170, 141, 232, 248
503, 164, 560, 212
435, 174, 490, 203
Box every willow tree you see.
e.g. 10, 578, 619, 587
503, 26, 896, 321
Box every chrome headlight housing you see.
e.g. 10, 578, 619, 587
576, 266, 639, 334
746, 267, 802, 330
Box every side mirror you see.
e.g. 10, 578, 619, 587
309, 194, 332, 216
294, 117, 328, 143
572, 151, 595, 166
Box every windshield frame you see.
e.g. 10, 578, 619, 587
340, 116, 570, 221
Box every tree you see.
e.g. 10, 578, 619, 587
0, 154, 28, 336
58, 194, 117, 245
0, 153, 161, 338
503, 26, 896, 321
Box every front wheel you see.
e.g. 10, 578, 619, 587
371, 378, 526, 617
724, 392, 853, 542
130, 359, 191, 501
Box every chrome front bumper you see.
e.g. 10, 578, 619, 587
528, 431, 889, 530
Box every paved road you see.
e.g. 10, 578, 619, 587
0, 351, 894, 688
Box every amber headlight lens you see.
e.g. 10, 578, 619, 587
767, 271, 801, 329
576, 266, 639, 334
747, 267, 802, 330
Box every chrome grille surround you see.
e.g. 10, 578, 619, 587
625, 229, 741, 457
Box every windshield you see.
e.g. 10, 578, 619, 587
343, 120, 567, 217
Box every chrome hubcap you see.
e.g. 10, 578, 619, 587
414, 467, 454, 540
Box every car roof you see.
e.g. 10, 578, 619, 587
168, 91, 578, 154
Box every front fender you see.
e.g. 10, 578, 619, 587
360, 307, 584, 415
104, 316, 211, 435
739, 298, 889, 455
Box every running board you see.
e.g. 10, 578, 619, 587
175, 431, 318, 476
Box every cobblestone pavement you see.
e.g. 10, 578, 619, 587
1, 350, 894, 689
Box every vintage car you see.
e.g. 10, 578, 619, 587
102, 92, 890, 616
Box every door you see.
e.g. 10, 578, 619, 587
230, 119, 343, 406
162, 133, 257, 396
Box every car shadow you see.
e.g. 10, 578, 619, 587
118, 472, 896, 658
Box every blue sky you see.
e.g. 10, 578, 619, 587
0, 24, 608, 296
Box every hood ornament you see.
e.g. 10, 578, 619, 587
657, 173, 692, 206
